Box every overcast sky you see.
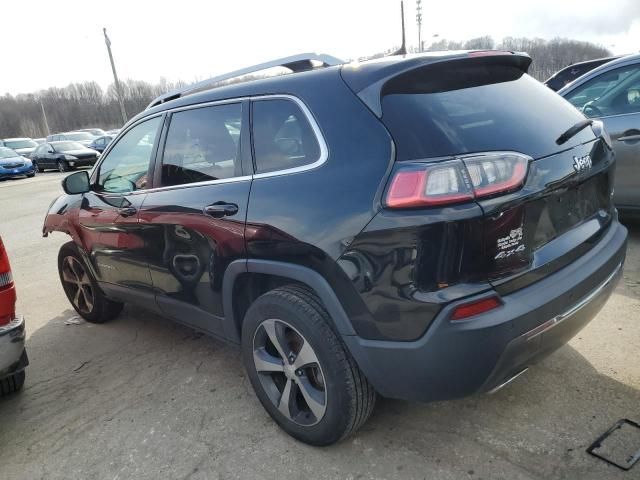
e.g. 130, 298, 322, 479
1, 0, 639, 96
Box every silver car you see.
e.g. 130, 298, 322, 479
559, 53, 640, 215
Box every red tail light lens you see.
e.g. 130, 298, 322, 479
450, 296, 501, 321
386, 160, 474, 207
385, 153, 529, 209
0, 237, 13, 291
0, 237, 15, 326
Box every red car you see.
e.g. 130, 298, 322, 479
0, 235, 27, 394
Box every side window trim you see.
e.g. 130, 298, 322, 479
89, 94, 326, 194
250, 95, 328, 179
90, 113, 166, 193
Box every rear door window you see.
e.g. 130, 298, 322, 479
381, 62, 595, 161
160, 103, 243, 186
251, 98, 321, 174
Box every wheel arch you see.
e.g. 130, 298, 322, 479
222, 259, 356, 344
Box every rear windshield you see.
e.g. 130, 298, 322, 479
381, 63, 595, 161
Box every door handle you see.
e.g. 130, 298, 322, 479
204, 202, 238, 218
118, 206, 138, 217
617, 133, 640, 142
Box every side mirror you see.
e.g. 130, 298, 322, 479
62, 171, 90, 195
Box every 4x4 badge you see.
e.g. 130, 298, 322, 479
573, 154, 592, 173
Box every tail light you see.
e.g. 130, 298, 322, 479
385, 152, 530, 209
0, 237, 15, 326
0, 237, 12, 291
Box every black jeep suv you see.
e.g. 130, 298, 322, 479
44, 51, 627, 446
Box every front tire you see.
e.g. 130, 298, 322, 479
57, 160, 69, 172
58, 242, 124, 323
242, 285, 376, 446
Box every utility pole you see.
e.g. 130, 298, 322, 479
103, 28, 128, 124
393, 1, 407, 55
416, 0, 423, 52
40, 101, 50, 136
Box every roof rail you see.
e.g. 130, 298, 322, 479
146, 52, 345, 109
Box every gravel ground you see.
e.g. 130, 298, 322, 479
0, 172, 639, 480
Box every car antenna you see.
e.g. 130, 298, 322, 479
392, 1, 407, 56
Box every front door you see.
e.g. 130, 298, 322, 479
78, 115, 164, 309
138, 102, 250, 338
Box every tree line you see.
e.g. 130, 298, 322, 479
423, 36, 612, 80
0, 36, 612, 138
0, 78, 185, 139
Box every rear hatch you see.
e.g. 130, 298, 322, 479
358, 53, 615, 293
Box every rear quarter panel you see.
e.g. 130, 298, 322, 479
245, 70, 394, 323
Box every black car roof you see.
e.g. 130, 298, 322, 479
139, 50, 531, 123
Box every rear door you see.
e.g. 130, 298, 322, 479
139, 101, 251, 338
563, 62, 640, 209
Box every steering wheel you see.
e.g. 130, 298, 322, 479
582, 101, 603, 118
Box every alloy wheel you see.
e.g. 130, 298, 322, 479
253, 318, 327, 426
61, 256, 94, 314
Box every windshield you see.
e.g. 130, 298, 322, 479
4, 139, 37, 149
381, 62, 595, 161
54, 141, 85, 152
0, 147, 19, 159
65, 132, 94, 141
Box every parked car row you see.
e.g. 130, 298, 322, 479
0, 127, 120, 180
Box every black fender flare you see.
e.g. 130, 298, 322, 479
221, 259, 356, 344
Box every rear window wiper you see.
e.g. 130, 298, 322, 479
556, 118, 593, 145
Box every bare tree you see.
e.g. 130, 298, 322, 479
0, 36, 614, 138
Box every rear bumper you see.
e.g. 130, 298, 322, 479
343, 221, 627, 402
0, 315, 28, 379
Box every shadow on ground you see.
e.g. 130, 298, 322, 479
0, 296, 638, 480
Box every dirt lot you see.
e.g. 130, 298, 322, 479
1, 172, 639, 480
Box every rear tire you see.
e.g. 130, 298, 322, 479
242, 285, 376, 446
57, 160, 69, 172
0, 370, 25, 396
33, 161, 41, 173
58, 242, 124, 323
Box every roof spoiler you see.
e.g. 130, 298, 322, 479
346, 51, 532, 118
146, 53, 345, 109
